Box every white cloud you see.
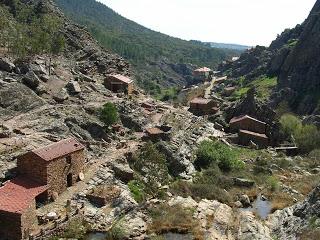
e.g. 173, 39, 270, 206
99, 0, 316, 46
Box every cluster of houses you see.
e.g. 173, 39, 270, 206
0, 138, 86, 240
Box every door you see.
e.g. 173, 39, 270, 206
67, 173, 73, 187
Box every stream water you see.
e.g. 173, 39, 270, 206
241, 195, 272, 220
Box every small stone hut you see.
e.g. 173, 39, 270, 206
17, 138, 85, 200
238, 130, 269, 148
229, 115, 266, 134
0, 177, 48, 240
189, 98, 219, 115
105, 74, 133, 95
193, 67, 213, 81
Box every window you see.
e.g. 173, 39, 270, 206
66, 156, 72, 164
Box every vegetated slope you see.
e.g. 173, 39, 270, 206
54, 0, 241, 93
219, 0, 320, 116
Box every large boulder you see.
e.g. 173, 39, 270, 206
0, 58, 15, 72
22, 71, 41, 90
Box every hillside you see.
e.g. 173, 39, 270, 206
54, 0, 241, 94
1, 1, 320, 240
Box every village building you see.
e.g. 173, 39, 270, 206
0, 138, 86, 240
223, 87, 236, 96
238, 130, 269, 148
193, 67, 213, 81
145, 126, 171, 141
0, 177, 48, 240
104, 74, 133, 95
17, 138, 86, 200
229, 115, 267, 134
189, 97, 219, 116
215, 76, 228, 84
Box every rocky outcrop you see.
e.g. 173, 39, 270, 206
277, 0, 320, 114
268, 185, 320, 239
0, 82, 46, 120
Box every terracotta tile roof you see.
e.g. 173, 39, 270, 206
230, 115, 266, 125
194, 67, 212, 72
32, 138, 85, 162
107, 74, 133, 84
239, 130, 268, 139
190, 98, 212, 105
146, 127, 164, 135
0, 177, 48, 214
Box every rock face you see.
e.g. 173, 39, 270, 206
268, 185, 320, 239
277, 0, 320, 114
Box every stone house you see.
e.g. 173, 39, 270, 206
145, 126, 171, 141
104, 74, 133, 95
189, 98, 219, 116
229, 115, 266, 134
17, 138, 86, 201
193, 67, 213, 81
238, 130, 269, 148
0, 177, 48, 240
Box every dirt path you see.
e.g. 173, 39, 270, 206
204, 77, 216, 99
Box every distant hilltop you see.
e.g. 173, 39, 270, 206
208, 42, 251, 51
190, 40, 250, 51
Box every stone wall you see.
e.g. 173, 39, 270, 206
0, 211, 22, 240
0, 201, 37, 240
17, 153, 48, 184
46, 150, 85, 198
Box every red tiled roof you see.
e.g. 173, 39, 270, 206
239, 130, 268, 139
0, 177, 48, 214
194, 67, 212, 72
32, 138, 85, 162
230, 115, 266, 125
146, 128, 164, 135
107, 74, 133, 84
190, 98, 212, 105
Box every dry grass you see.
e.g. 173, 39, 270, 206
299, 229, 320, 240
268, 191, 294, 212
148, 204, 204, 240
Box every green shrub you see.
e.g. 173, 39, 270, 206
267, 176, 280, 192
195, 140, 243, 171
280, 114, 302, 137
128, 180, 145, 203
99, 102, 119, 128
280, 114, 320, 153
61, 218, 87, 239
106, 224, 126, 240
295, 124, 320, 153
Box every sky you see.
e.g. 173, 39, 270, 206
98, 0, 316, 47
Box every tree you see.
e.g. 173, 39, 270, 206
133, 142, 168, 197
99, 102, 119, 128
